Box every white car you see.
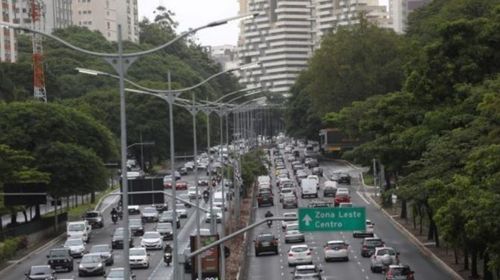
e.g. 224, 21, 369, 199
324, 240, 349, 262
141, 207, 159, 223
129, 247, 149, 269
184, 161, 195, 171
64, 238, 86, 258
336, 187, 349, 195
287, 245, 313, 266
370, 247, 399, 273
307, 175, 319, 185
353, 220, 375, 238
282, 212, 298, 230
140, 231, 163, 250
285, 223, 305, 243
187, 187, 201, 200
175, 204, 188, 219
280, 187, 296, 202
205, 207, 222, 223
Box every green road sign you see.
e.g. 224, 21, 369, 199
298, 207, 366, 232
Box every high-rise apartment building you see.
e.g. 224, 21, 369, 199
1, 0, 17, 62
388, 0, 431, 33
13, 0, 72, 33
207, 44, 239, 72
238, 0, 389, 97
72, 0, 139, 43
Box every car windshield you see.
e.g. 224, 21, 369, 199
391, 267, 410, 276
82, 254, 101, 263
377, 248, 396, 256
326, 243, 347, 250
85, 212, 99, 218
296, 268, 318, 275
157, 223, 172, 230
30, 266, 50, 275
129, 219, 141, 226
291, 246, 308, 253
68, 223, 85, 231
257, 234, 274, 241
107, 269, 124, 278
129, 249, 146, 256
282, 189, 293, 193
366, 239, 384, 247
90, 245, 109, 253
49, 249, 67, 257
143, 232, 160, 239
294, 276, 321, 280
65, 239, 83, 246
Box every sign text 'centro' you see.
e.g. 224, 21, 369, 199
298, 207, 366, 232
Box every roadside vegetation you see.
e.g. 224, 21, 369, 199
285, 0, 500, 278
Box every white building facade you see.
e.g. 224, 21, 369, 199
72, 0, 139, 43
0, 0, 17, 62
238, 0, 390, 97
388, 0, 431, 33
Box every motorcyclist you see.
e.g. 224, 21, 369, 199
265, 210, 273, 227
163, 243, 173, 266
164, 243, 173, 253
111, 207, 118, 216
110, 207, 118, 224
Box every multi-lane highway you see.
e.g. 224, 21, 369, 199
244, 149, 454, 280
0, 171, 215, 280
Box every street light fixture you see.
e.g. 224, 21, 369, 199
3, 12, 258, 280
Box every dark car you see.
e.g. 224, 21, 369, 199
159, 210, 181, 229
257, 192, 274, 207
361, 237, 385, 257
338, 173, 351, 185
129, 218, 144, 236
111, 227, 134, 249
47, 248, 73, 272
153, 203, 168, 213
78, 253, 106, 277
83, 210, 104, 228
25, 265, 56, 280
89, 244, 114, 266
254, 233, 279, 256
156, 222, 173, 240
282, 195, 298, 209
311, 167, 323, 177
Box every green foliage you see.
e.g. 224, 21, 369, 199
0, 236, 28, 263
240, 150, 267, 192
285, 0, 500, 273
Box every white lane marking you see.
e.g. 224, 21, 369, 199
356, 190, 371, 205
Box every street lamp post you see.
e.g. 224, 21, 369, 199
1, 13, 259, 280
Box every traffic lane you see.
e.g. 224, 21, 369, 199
322, 162, 451, 279
148, 195, 218, 280
245, 193, 283, 279
1, 193, 119, 280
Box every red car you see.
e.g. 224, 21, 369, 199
334, 193, 351, 206
164, 181, 188, 190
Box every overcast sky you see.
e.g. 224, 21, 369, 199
138, 0, 240, 47
138, 0, 390, 47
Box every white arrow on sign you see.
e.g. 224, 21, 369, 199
302, 214, 312, 226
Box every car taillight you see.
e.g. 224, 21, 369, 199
272, 239, 278, 245
307, 252, 311, 255
363, 245, 368, 249
288, 253, 293, 257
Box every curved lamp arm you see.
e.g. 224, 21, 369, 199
1, 12, 258, 58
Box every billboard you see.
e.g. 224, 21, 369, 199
190, 234, 220, 280
3, 182, 47, 206
123, 177, 164, 205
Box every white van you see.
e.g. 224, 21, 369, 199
300, 178, 318, 198
257, 175, 271, 185
67, 221, 91, 242
213, 191, 227, 210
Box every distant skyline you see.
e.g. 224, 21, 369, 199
138, 0, 390, 47
138, 0, 240, 46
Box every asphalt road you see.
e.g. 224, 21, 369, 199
0, 171, 213, 280
244, 151, 454, 280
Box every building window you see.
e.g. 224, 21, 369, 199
107, 22, 110, 29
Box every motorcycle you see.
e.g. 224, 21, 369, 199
267, 220, 272, 228
111, 213, 118, 224
164, 252, 172, 266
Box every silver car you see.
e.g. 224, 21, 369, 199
89, 244, 114, 266
64, 238, 86, 258
370, 247, 399, 273
285, 223, 305, 243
